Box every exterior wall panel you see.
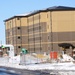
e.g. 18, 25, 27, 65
22, 36, 28, 44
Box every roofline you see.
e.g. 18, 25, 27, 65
4, 7, 75, 22
26, 10, 47, 16
4, 10, 46, 22
27, 8, 75, 16
4, 15, 28, 22
47, 8, 75, 11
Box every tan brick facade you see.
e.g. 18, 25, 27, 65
4, 6, 75, 56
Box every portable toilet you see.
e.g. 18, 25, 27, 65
50, 51, 58, 59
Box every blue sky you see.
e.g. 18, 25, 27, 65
0, 0, 75, 44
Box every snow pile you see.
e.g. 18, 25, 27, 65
62, 54, 74, 61
9, 55, 20, 64
59, 54, 74, 62
0, 57, 9, 63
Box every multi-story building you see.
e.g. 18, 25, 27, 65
4, 6, 75, 56
4, 15, 28, 54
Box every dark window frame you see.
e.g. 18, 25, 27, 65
17, 17, 20, 20
17, 27, 21, 29
18, 36, 21, 39
18, 46, 21, 48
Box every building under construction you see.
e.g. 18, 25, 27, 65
4, 6, 75, 57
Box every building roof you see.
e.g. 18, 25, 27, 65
27, 6, 75, 16
4, 13, 30, 22
46, 6, 75, 10
16, 12, 31, 16
4, 6, 75, 22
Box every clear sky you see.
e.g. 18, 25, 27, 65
0, 0, 75, 44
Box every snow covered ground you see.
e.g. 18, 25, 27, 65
0, 62, 75, 70
0, 62, 75, 75
0, 54, 74, 70
0, 54, 75, 75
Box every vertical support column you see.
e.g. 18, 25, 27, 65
7, 22, 10, 44
20, 18, 22, 49
39, 13, 41, 53
12, 19, 14, 45
27, 17, 30, 53
33, 15, 35, 53
50, 11, 53, 51
5, 22, 6, 44
15, 18, 17, 55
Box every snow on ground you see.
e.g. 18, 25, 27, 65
0, 62, 75, 71
0, 54, 75, 75
9, 53, 48, 64
0, 54, 75, 71
9, 55, 20, 64
61, 54, 74, 61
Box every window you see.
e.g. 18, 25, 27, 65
39, 26, 41, 29
17, 17, 20, 20
48, 36, 49, 40
17, 27, 20, 29
18, 36, 21, 39
18, 46, 21, 48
